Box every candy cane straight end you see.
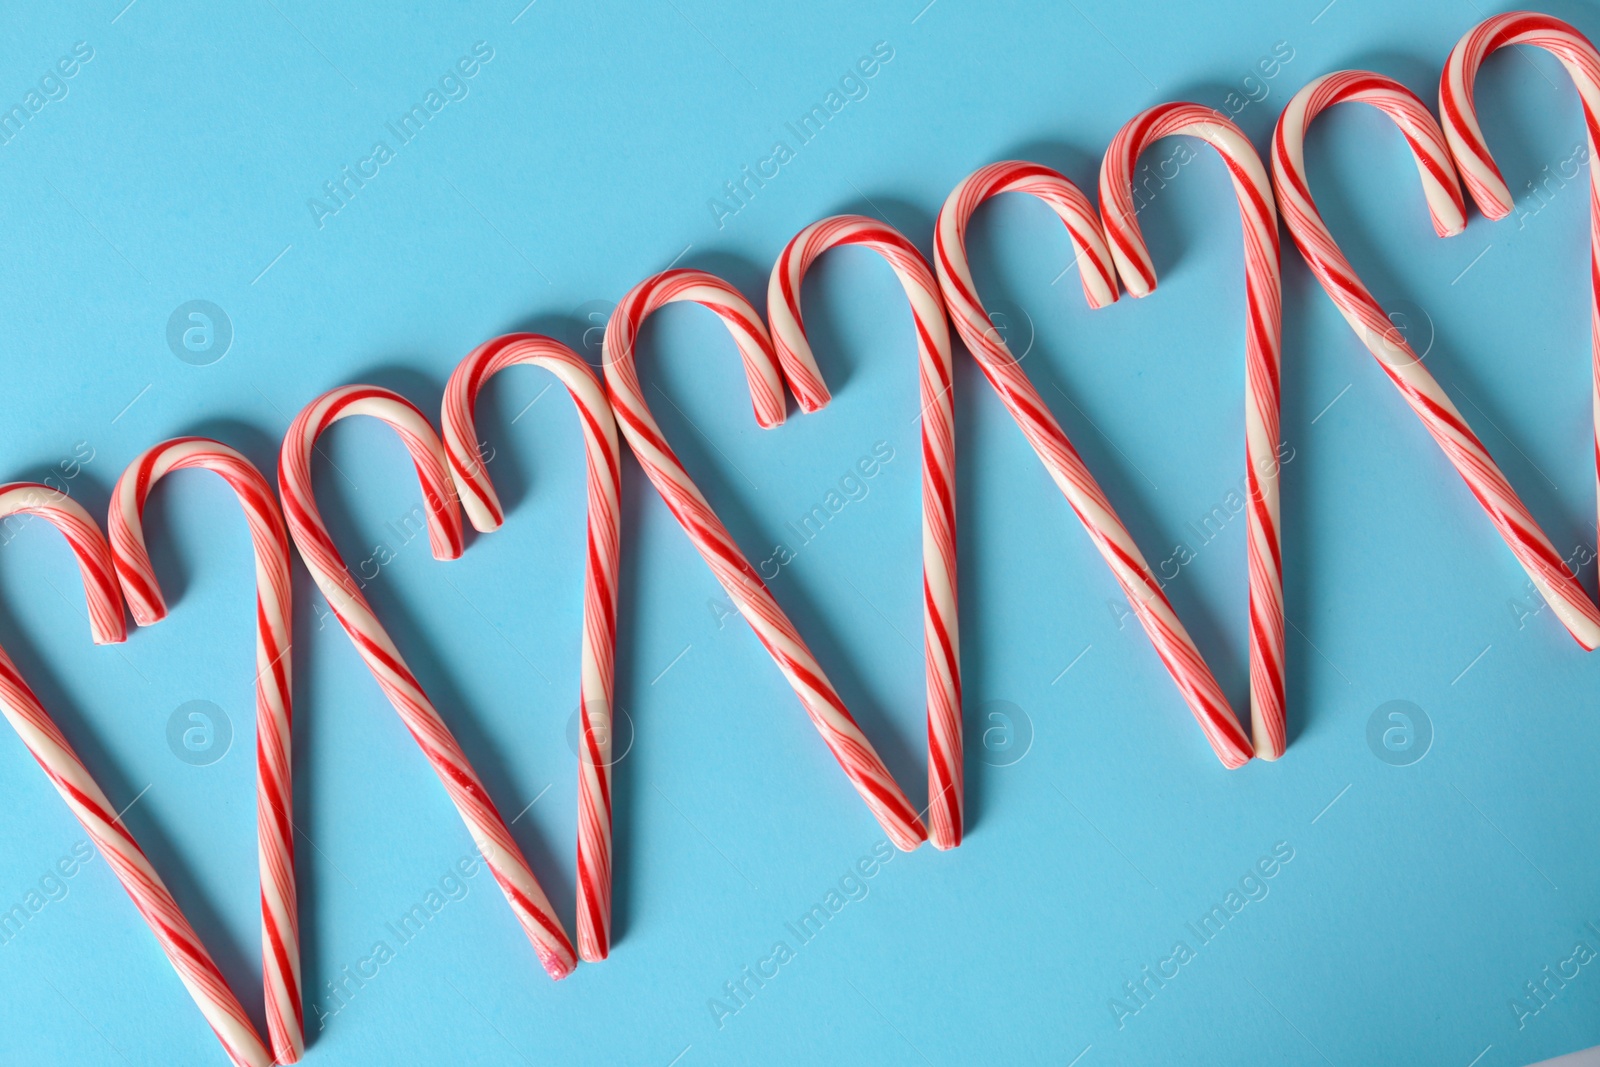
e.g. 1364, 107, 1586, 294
891, 821, 928, 852
1085, 280, 1119, 311
928, 816, 958, 850
1120, 270, 1155, 300
464, 498, 505, 536
1253, 699, 1285, 760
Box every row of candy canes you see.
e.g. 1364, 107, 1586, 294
1, 9, 1597, 1064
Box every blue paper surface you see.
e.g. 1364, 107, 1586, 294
0, 1, 1598, 1064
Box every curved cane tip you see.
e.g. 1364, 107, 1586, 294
91, 621, 128, 646
889, 824, 929, 852
1463, 174, 1515, 224
129, 602, 168, 628
461, 499, 504, 536
1086, 287, 1120, 311
1124, 275, 1157, 299
1477, 201, 1512, 223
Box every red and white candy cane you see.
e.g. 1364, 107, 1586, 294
604, 268, 928, 850
1100, 103, 1285, 761
0, 483, 272, 1067
442, 335, 622, 962
1438, 12, 1600, 646
933, 159, 1254, 769
108, 437, 301, 1063
767, 216, 962, 850
279, 385, 578, 978
1275, 70, 1600, 650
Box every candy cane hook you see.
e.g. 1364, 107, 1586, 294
933, 160, 1254, 769
442, 335, 622, 962
767, 216, 963, 849
108, 437, 301, 1063
1100, 103, 1285, 761
1438, 12, 1600, 646
604, 268, 928, 850
0, 483, 272, 1067
279, 385, 577, 978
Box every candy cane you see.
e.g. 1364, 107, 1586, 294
767, 216, 962, 849
933, 159, 1254, 768
279, 385, 577, 978
0, 483, 272, 1067
1099, 103, 1285, 760
108, 437, 301, 1063
604, 268, 928, 850
441, 335, 622, 962
1273, 69, 1600, 649
1437, 13, 1600, 646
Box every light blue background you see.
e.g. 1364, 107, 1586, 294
0, 1, 1597, 1064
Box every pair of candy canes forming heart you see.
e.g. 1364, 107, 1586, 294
0, 452, 296, 1067
1, 9, 1597, 1064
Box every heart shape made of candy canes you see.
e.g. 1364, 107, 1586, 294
279, 384, 578, 979
108, 437, 301, 1063
441, 335, 622, 963
934, 108, 1281, 771
0, 483, 273, 1067
766, 215, 962, 849
1273, 65, 1600, 649
603, 268, 930, 851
